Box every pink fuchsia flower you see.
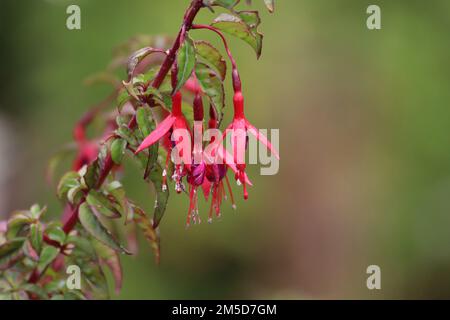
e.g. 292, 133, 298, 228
136, 91, 192, 195
135, 91, 191, 156
224, 91, 280, 199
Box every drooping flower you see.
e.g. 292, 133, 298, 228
135, 91, 192, 192
224, 90, 280, 199
135, 91, 190, 154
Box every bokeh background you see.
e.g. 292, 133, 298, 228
1, 0, 450, 299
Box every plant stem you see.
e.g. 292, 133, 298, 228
191, 24, 242, 92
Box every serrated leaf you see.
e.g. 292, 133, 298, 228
78, 203, 129, 254
111, 138, 127, 165
195, 40, 227, 81
92, 239, 122, 294
37, 245, 59, 273
175, 35, 196, 93
131, 204, 160, 264
212, 13, 262, 58
86, 190, 122, 219
0, 238, 25, 270
195, 63, 225, 122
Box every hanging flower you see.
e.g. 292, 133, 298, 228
224, 90, 279, 199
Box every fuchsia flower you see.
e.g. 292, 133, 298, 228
135, 91, 190, 155
224, 90, 280, 200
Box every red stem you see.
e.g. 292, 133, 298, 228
191, 24, 242, 92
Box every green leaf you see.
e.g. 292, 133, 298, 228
195, 63, 225, 122
175, 35, 196, 93
105, 181, 128, 216
30, 223, 43, 253
82, 160, 100, 190
30, 204, 46, 220
45, 223, 66, 245
117, 88, 131, 112
57, 171, 81, 200
111, 138, 127, 165
86, 190, 122, 219
131, 204, 160, 264
211, 13, 262, 58
116, 125, 138, 147
67, 184, 85, 204
238, 10, 261, 29
148, 164, 169, 229
0, 238, 25, 270
92, 239, 123, 294
78, 202, 129, 254
194, 40, 227, 81
38, 245, 59, 273
136, 106, 154, 137
6, 214, 33, 239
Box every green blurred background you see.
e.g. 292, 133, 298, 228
1, 0, 450, 299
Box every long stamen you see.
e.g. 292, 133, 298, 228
186, 186, 195, 227
162, 151, 170, 192
208, 183, 217, 223
215, 184, 221, 217
225, 175, 236, 209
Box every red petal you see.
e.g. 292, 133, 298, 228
217, 147, 253, 186
135, 115, 175, 154
246, 122, 280, 160
201, 179, 212, 201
